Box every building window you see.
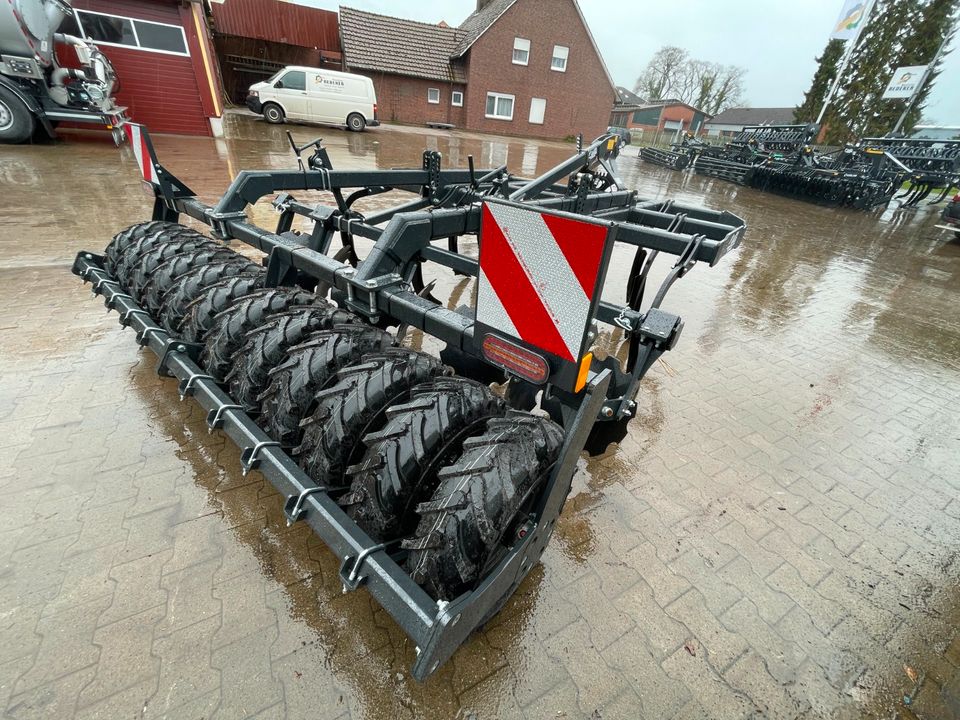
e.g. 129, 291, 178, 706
427, 88, 440, 104
451, 91, 463, 107
277, 70, 306, 91
485, 92, 515, 120
512, 37, 530, 66
73, 9, 189, 56
529, 97, 546, 124
551, 45, 568, 72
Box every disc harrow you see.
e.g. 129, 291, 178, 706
73, 125, 745, 680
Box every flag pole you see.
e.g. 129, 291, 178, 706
891, 33, 950, 133
816, 0, 875, 124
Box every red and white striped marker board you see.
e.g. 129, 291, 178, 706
125, 123, 159, 185
476, 201, 610, 366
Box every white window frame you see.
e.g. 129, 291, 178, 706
512, 37, 530, 66
551, 45, 568, 72
71, 8, 190, 57
451, 90, 463, 107
529, 97, 546, 124
485, 92, 515, 121
427, 87, 440, 104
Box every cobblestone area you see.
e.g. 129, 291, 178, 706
1, 120, 959, 719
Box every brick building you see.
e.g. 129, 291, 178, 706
610, 87, 710, 139
339, 0, 616, 140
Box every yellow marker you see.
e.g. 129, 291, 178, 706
607, 138, 616, 151
575, 352, 593, 392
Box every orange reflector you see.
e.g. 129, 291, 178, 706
575, 352, 593, 392
481, 334, 549, 384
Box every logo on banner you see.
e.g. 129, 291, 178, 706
831, 0, 866, 40
882, 65, 928, 99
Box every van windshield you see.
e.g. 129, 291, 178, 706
264, 70, 283, 84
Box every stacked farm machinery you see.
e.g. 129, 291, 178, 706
73, 125, 745, 679
636, 124, 955, 211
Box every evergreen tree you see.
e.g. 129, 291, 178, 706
796, 39, 845, 123
872, 0, 959, 133
817, 0, 959, 142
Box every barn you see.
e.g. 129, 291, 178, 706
60, 0, 223, 136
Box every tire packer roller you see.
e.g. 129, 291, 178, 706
72, 124, 746, 680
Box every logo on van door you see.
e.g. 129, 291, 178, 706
315, 75, 345, 92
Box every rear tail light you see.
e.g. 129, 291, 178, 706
373, 103, 379, 119
481, 334, 549, 384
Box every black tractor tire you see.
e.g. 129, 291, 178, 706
346, 113, 366, 132
0, 86, 35, 144
178, 274, 266, 344
403, 414, 563, 601
340, 377, 506, 542
201, 288, 321, 382
158, 260, 262, 335
140, 247, 241, 316
104, 221, 182, 276
226, 306, 361, 412
259, 325, 393, 450
297, 349, 446, 488
263, 103, 285, 124
123, 232, 215, 298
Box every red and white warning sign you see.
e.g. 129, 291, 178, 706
476, 201, 609, 363
125, 123, 159, 185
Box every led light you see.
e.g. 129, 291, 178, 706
575, 352, 593, 392
481, 334, 549, 384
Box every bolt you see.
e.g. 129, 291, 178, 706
366, 279, 376, 287
176, 344, 186, 353
601, 406, 614, 418
517, 527, 528, 539
623, 409, 633, 418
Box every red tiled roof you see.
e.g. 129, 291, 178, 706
339, 6, 466, 83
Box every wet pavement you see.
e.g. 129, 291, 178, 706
1, 113, 959, 720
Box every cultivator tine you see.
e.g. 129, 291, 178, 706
206, 404, 243, 433
178, 371, 216, 400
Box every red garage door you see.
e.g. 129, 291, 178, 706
66, 0, 213, 135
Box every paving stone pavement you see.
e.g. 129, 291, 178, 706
1, 120, 959, 719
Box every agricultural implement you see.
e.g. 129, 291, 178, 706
72, 124, 745, 679
861, 136, 960, 207
641, 123, 908, 210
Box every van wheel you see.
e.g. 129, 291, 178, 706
0, 86, 35, 144
347, 113, 366, 132
263, 103, 285, 124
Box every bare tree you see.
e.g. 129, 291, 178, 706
633, 47, 746, 113
633, 46, 688, 100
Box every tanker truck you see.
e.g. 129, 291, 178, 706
0, 0, 127, 143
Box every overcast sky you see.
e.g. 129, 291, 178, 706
296, 0, 959, 125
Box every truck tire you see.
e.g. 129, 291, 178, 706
263, 103, 284, 124
0, 86, 35, 144
104, 221, 182, 276
403, 414, 563, 601
158, 260, 262, 334
347, 113, 365, 132
178, 274, 266, 344
227, 306, 361, 412
201, 288, 320, 382
340, 377, 506, 542
140, 247, 241, 316
259, 325, 393, 450
121, 230, 214, 296
297, 349, 446, 488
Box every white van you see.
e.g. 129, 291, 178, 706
246, 66, 379, 132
